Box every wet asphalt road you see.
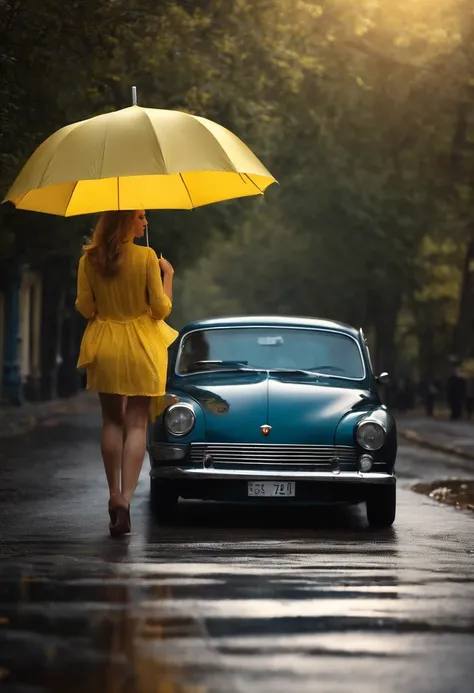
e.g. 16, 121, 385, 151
0, 401, 473, 693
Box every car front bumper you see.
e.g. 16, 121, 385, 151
149, 443, 395, 485
150, 465, 395, 483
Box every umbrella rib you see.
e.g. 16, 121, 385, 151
179, 173, 195, 209
191, 116, 239, 173
142, 110, 167, 172
36, 121, 87, 190
14, 190, 29, 207
243, 173, 264, 194
65, 181, 78, 216
98, 122, 110, 180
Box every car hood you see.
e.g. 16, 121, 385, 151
175, 372, 373, 444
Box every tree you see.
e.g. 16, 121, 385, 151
3, 0, 474, 387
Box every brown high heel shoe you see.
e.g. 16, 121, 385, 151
108, 495, 131, 536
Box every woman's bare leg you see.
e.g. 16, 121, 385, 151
122, 396, 150, 505
99, 393, 125, 500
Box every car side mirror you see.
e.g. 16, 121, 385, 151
376, 372, 390, 386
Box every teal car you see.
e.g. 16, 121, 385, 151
148, 316, 397, 528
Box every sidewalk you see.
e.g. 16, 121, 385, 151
0, 391, 98, 439
397, 414, 474, 461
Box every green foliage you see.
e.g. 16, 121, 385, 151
2, 0, 474, 377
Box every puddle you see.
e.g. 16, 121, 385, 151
412, 480, 474, 512
0, 572, 217, 692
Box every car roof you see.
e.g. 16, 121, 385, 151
182, 315, 361, 339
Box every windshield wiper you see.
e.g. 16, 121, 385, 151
310, 365, 346, 374
185, 363, 343, 378
185, 360, 261, 373
268, 368, 323, 377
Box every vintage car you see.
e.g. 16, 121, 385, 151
148, 316, 397, 527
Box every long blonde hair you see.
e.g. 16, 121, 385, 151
84, 210, 136, 277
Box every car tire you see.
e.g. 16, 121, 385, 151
366, 484, 396, 528
150, 477, 179, 522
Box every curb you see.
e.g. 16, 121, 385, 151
0, 393, 97, 440
0, 405, 65, 440
399, 428, 474, 462
0, 414, 39, 440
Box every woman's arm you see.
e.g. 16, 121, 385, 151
159, 257, 174, 303
147, 248, 173, 320
75, 254, 96, 319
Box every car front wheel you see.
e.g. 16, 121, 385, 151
150, 477, 179, 522
366, 484, 396, 528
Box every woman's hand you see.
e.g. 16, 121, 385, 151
160, 256, 174, 303
159, 257, 174, 276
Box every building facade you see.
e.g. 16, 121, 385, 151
1, 265, 43, 404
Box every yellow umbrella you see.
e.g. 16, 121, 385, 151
3, 100, 276, 216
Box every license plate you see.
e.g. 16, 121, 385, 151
247, 481, 295, 497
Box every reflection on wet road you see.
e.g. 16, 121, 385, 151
0, 405, 473, 692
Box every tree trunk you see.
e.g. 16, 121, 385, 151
453, 234, 474, 360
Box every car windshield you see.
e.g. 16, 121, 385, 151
177, 327, 365, 379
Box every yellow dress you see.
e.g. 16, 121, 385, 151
75, 242, 178, 419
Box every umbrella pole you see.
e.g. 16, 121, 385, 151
131, 85, 148, 245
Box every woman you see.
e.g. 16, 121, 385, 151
75, 210, 178, 536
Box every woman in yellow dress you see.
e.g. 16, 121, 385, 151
75, 210, 178, 536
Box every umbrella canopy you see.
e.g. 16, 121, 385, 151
4, 106, 276, 216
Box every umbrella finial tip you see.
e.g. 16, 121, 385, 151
132, 86, 138, 106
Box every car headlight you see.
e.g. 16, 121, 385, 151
356, 420, 386, 451
164, 403, 196, 436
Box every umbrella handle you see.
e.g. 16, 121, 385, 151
145, 224, 149, 247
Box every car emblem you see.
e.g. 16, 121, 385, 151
203, 453, 214, 469
260, 425, 272, 436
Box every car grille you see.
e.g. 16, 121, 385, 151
190, 443, 357, 471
